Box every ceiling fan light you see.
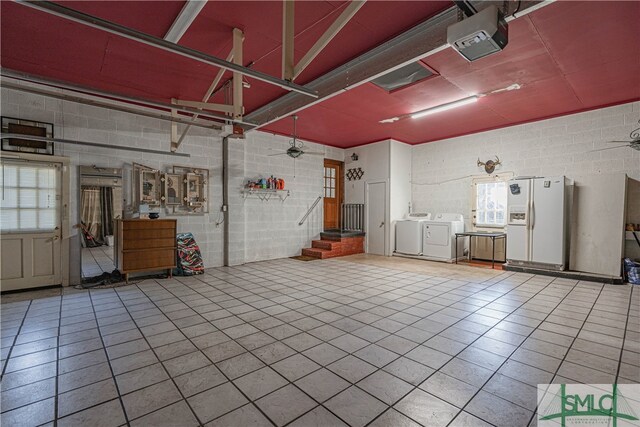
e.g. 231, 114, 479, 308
411, 96, 478, 119
287, 147, 303, 158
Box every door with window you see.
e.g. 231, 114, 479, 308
1, 158, 63, 291
323, 159, 343, 230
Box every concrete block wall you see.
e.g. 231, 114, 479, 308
1, 87, 224, 273
411, 101, 640, 274
411, 102, 640, 230
1, 86, 343, 274
241, 131, 339, 263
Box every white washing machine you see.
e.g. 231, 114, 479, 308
422, 213, 464, 262
395, 213, 431, 256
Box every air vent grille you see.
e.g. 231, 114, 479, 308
371, 62, 434, 92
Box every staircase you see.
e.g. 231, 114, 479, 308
301, 231, 365, 259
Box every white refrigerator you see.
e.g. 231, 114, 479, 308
506, 176, 570, 270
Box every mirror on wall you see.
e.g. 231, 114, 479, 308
79, 165, 123, 279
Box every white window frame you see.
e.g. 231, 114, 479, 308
1, 159, 61, 232
471, 173, 513, 230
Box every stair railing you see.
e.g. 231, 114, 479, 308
299, 195, 322, 226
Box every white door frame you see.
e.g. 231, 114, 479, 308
365, 179, 388, 256
0, 152, 71, 287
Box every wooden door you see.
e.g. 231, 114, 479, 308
0, 159, 63, 291
323, 159, 343, 230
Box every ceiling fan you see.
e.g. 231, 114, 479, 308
589, 122, 640, 152
269, 115, 324, 159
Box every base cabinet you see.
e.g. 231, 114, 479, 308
115, 219, 177, 283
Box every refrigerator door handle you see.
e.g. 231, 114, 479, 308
527, 197, 533, 262
530, 201, 535, 229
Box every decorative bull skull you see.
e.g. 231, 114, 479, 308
477, 156, 502, 174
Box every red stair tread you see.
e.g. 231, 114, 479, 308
302, 235, 365, 259
302, 247, 336, 259
312, 240, 341, 250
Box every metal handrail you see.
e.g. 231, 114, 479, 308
299, 195, 322, 226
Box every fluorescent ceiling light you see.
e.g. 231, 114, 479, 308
411, 96, 477, 119
164, 0, 207, 43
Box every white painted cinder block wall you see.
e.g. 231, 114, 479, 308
344, 139, 411, 255
411, 101, 640, 275
411, 102, 640, 226
1, 87, 344, 278
241, 131, 343, 263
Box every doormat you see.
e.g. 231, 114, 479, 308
290, 255, 317, 262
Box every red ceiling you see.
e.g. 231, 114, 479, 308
1, 1, 639, 148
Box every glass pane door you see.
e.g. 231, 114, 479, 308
1, 159, 60, 232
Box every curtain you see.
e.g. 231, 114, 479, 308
99, 186, 113, 241
81, 187, 101, 242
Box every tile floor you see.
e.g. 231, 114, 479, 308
81, 246, 116, 279
1, 257, 639, 427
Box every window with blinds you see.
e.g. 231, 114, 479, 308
0, 160, 60, 232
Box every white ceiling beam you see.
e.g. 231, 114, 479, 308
282, 0, 295, 81
293, 1, 365, 80
164, 0, 208, 43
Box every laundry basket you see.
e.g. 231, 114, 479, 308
624, 258, 640, 285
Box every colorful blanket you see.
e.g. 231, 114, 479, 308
175, 232, 204, 276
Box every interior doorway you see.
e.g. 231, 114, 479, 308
366, 181, 386, 255
323, 159, 343, 230
79, 165, 122, 279
0, 157, 63, 291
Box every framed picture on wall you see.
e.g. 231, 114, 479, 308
133, 163, 161, 209
172, 165, 209, 214
140, 170, 161, 205
1, 116, 54, 155
186, 173, 203, 206
163, 173, 183, 206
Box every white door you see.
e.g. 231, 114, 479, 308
531, 177, 566, 266
366, 181, 386, 255
1, 159, 62, 291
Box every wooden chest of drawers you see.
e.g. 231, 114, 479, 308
114, 219, 177, 283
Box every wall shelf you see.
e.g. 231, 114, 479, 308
242, 188, 290, 202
